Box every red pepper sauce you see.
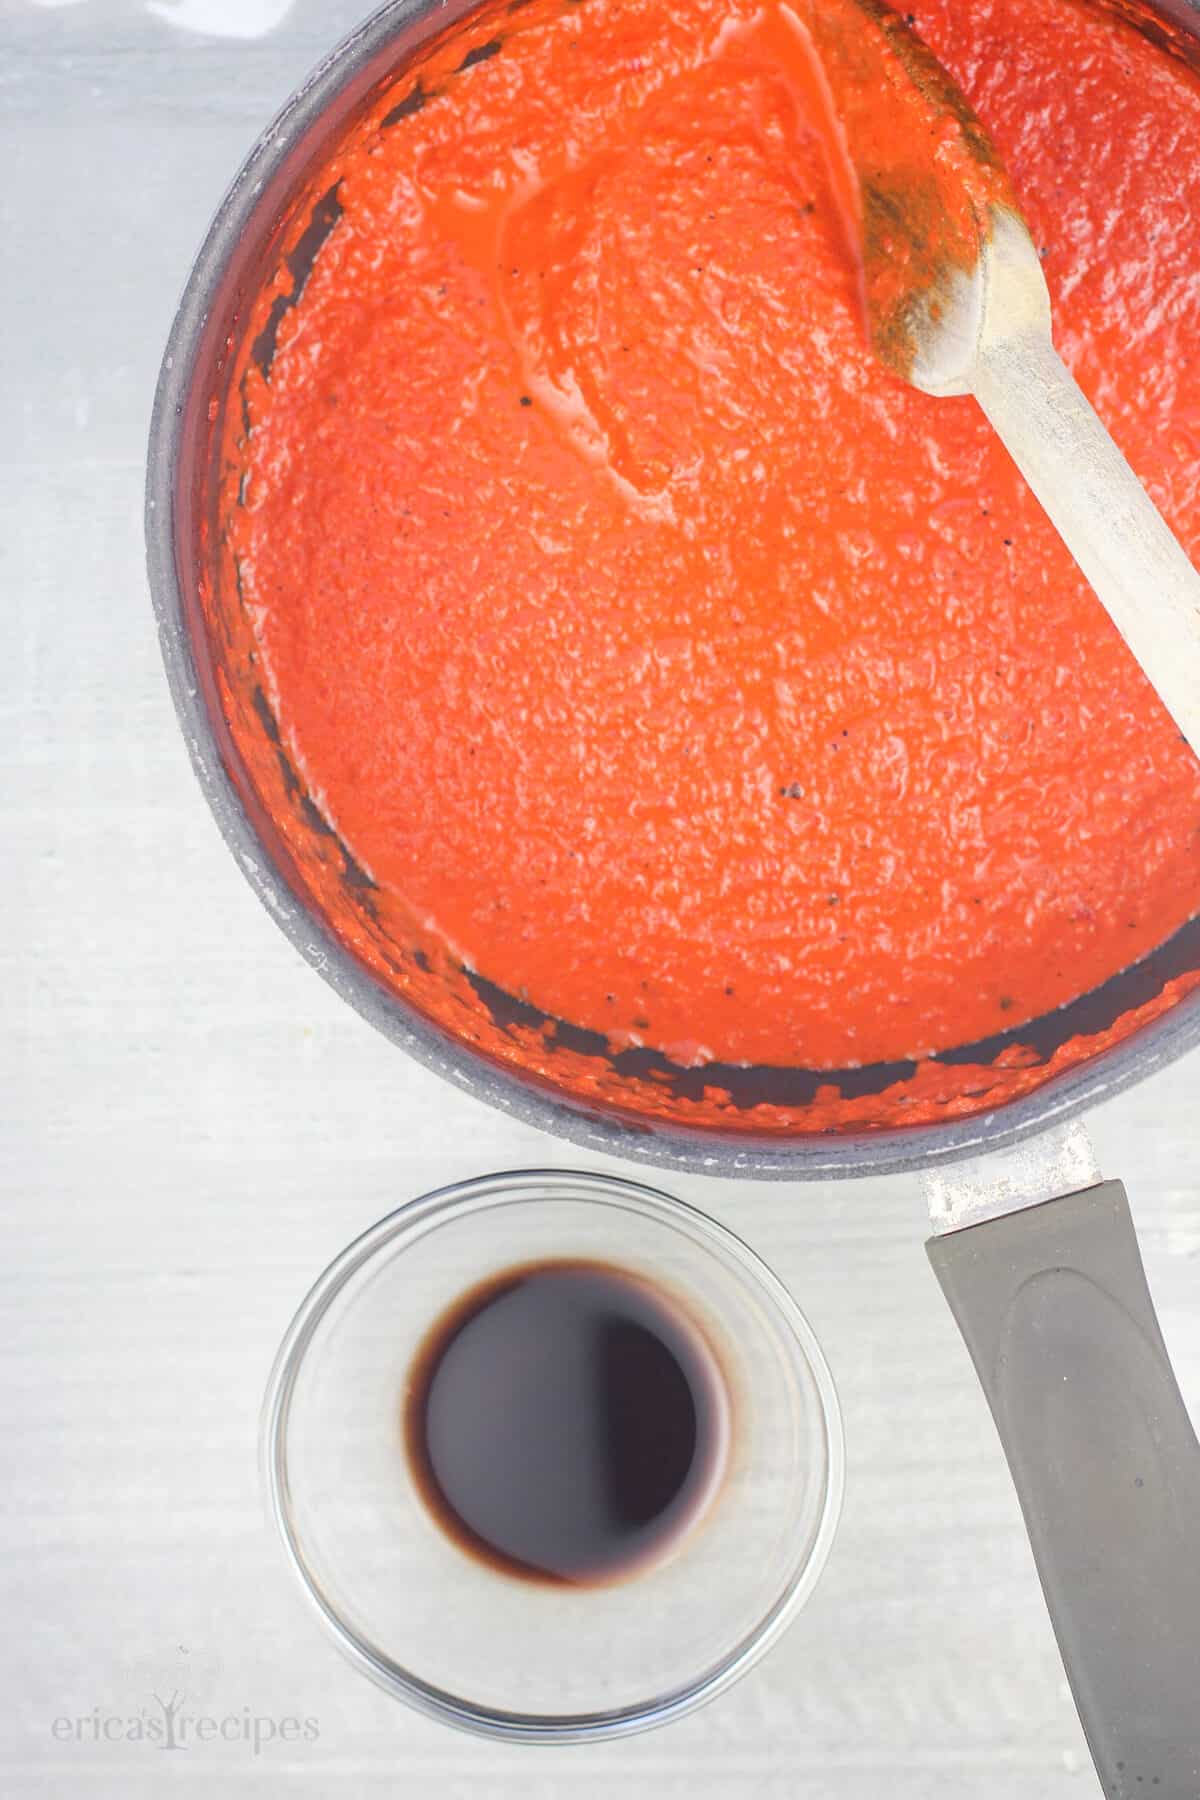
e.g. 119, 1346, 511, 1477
215, 0, 1200, 1127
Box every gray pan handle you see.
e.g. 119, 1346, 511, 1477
927, 1181, 1200, 1798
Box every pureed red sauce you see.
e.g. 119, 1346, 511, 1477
212, 0, 1200, 1134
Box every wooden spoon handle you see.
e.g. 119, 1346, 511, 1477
970, 326, 1200, 750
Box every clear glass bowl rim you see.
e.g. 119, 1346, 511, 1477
261, 1166, 846, 1744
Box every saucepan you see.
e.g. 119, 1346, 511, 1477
146, 0, 1200, 1792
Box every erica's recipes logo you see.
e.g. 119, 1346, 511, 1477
51, 1692, 320, 1756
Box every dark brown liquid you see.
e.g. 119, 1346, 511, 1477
404, 1259, 728, 1586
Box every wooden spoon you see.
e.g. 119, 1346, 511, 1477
783, 0, 1200, 749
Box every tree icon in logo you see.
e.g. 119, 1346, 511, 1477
151, 1690, 187, 1751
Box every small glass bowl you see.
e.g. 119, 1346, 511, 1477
261, 1169, 843, 1743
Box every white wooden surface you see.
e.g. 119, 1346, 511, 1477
3, 2, 1198, 1793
